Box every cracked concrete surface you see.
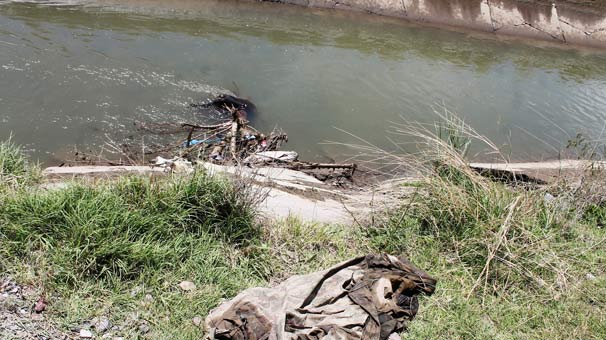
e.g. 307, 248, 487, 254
262, 0, 606, 47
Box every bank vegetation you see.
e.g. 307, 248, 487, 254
0, 117, 605, 338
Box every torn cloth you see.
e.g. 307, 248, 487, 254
205, 254, 436, 340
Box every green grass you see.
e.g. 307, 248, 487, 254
364, 170, 606, 339
0, 166, 271, 338
585, 203, 606, 227
358, 113, 606, 338
0, 138, 39, 189
1, 139, 605, 339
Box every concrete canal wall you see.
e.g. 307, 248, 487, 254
262, 0, 606, 48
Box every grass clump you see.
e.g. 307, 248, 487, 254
367, 172, 606, 339
1, 174, 261, 282
0, 156, 271, 338
357, 113, 606, 339
0, 138, 39, 188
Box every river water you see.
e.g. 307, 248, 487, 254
1, 0, 606, 164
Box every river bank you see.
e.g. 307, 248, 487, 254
261, 0, 606, 48
39, 158, 604, 224
1, 137, 605, 339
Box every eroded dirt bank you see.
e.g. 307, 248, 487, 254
261, 0, 606, 48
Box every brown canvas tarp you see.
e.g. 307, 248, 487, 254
205, 254, 436, 340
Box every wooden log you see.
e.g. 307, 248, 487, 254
288, 162, 357, 177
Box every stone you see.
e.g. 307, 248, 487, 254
171, 159, 194, 174
93, 316, 111, 332
138, 323, 150, 334
15, 330, 28, 338
79, 329, 93, 338
31, 313, 44, 321
130, 286, 143, 297
586, 273, 597, 281
34, 297, 47, 313
152, 156, 172, 166
192, 316, 202, 327
178, 281, 196, 291
144, 294, 154, 303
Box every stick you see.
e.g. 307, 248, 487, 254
185, 126, 195, 148
181, 122, 231, 130
228, 107, 240, 159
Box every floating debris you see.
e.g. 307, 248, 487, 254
68, 94, 357, 185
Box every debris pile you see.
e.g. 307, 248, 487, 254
137, 95, 357, 184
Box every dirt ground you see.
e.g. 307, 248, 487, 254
0, 278, 69, 340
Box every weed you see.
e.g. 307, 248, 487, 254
0, 138, 40, 188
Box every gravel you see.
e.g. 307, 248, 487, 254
0, 277, 69, 340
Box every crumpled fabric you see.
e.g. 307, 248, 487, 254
205, 254, 436, 340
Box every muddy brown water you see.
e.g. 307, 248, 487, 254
1, 0, 606, 165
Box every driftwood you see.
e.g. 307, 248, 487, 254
287, 162, 357, 177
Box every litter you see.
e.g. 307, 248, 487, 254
68, 93, 359, 185
244, 151, 299, 165
205, 254, 436, 340
138, 94, 358, 183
